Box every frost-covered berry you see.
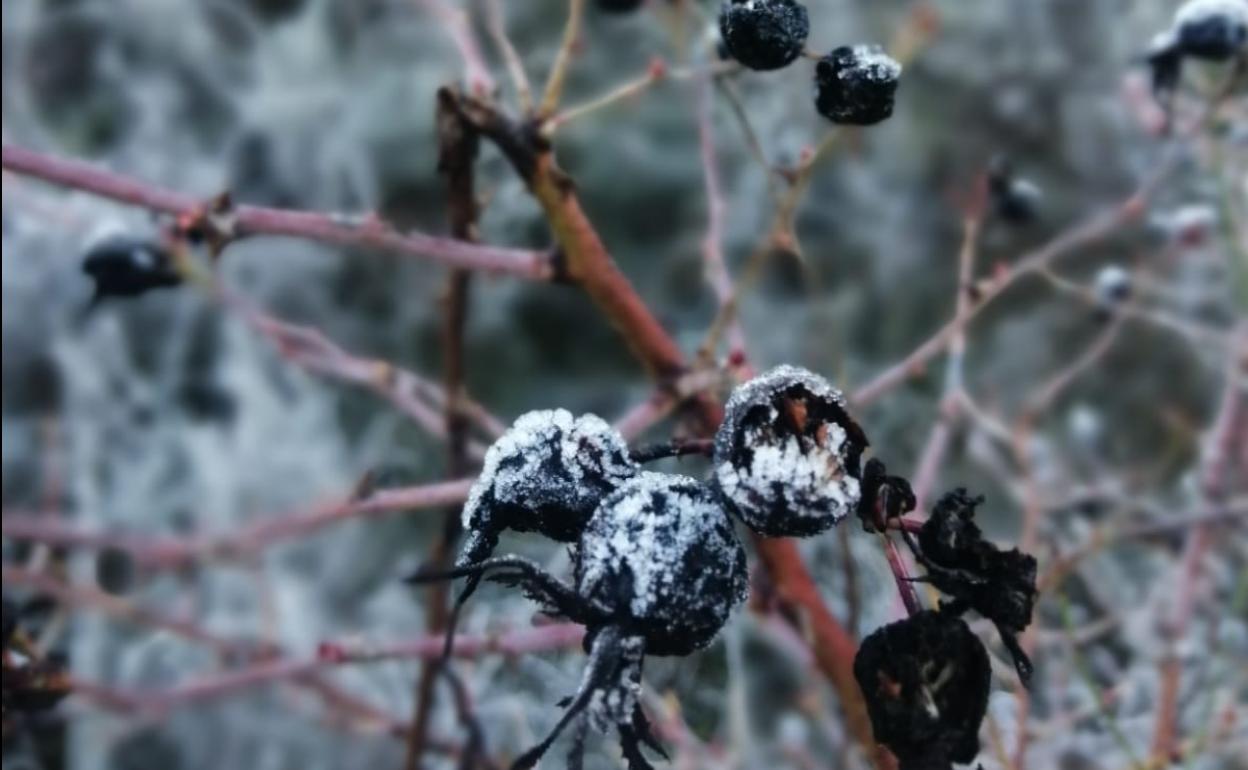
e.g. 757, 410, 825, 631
718, 0, 810, 71
577, 472, 749, 656
82, 237, 182, 300
1173, 0, 1248, 60
814, 45, 901, 126
457, 409, 638, 567
988, 156, 1043, 225
854, 609, 991, 770
713, 365, 870, 537
1094, 264, 1132, 309
915, 490, 1038, 682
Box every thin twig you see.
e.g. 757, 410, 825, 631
1, 144, 551, 279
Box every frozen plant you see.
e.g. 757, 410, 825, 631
712, 364, 871, 536
411, 472, 748, 769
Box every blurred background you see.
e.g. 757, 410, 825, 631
2, 1, 1245, 769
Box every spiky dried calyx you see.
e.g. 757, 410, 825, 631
718, 0, 810, 71
915, 489, 1038, 682
814, 45, 902, 126
577, 472, 749, 657
82, 236, 182, 300
713, 365, 870, 537
854, 609, 991, 770
457, 409, 638, 566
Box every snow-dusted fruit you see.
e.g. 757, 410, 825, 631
718, 0, 810, 71
82, 237, 182, 300
1174, 0, 1248, 60
713, 365, 869, 537
577, 472, 749, 656
1094, 264, 1132, 310
854, 609, 991, 770
457, 409, 637, 567
914, 490, 1038, 683
814, 45, 901, 125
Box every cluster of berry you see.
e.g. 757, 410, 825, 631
412, 366, 1037, 769
717, 0, 903, 125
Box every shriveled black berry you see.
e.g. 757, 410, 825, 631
854, 610, 991, 770
814, 45, 901, 126
718, 0, 810, 71
457, 409, 639, 567
577, 472, 749, 657
1174, 0, 1248, 60
82, 236, 182, 300
987, 156, 1043, 225
713, 365, 870, 537
915, 490, 1038, 682
597, 0, 645, 12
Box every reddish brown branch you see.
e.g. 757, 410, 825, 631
2, 479, 474, 570
1, 144, 552, 279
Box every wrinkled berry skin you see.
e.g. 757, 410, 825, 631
713, 365, 869, 537
814, 45, 902, 125
576, 472, 748, 657
718, 0, 810, 71
1175, 0, 1248, 59
458, 409, 638, 567
82, 237, 182, 300
918, 490, 1038, 681
854, 610, 991, 769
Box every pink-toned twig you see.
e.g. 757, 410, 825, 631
74, 624, 583, 716
240, 305, 503, 445
1, 144, 551, 279
2, 478, 474, 570
416, 0, 495, 97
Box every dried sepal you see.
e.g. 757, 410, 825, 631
913, 489, 1039, 682
854, 609, 991, 770
713, 365, 869, 537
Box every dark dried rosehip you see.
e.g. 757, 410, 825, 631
577, 472, 749, 657
854, 610, 991, 770
915, 490, 1038, 682
82, 237, 182, 300
988, 156, 1043, 225
857, 458, 917, 532
457, 409, 639, 567
1174, 0, 1248, 59
713, 365, 870, 537
718, 0, 810, 71
814, 45, 901, 126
